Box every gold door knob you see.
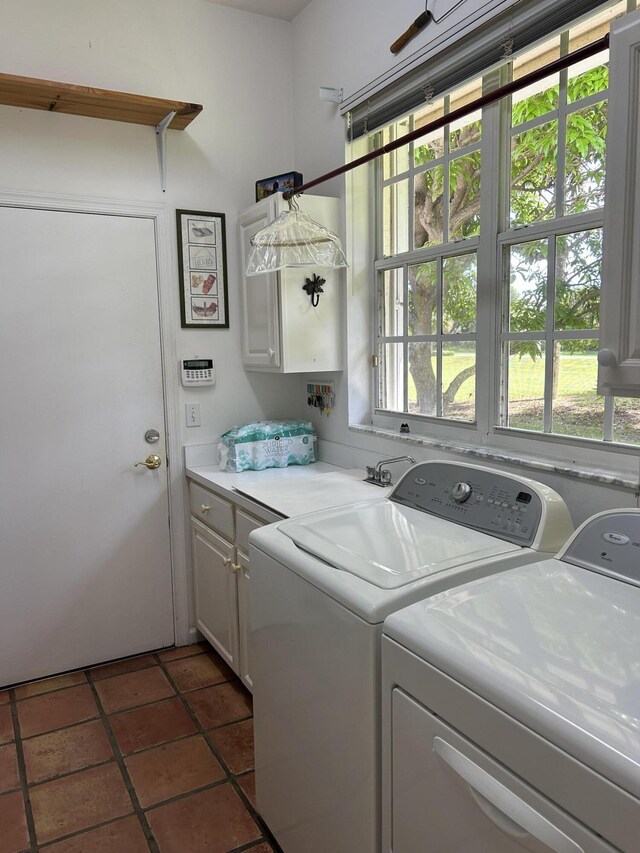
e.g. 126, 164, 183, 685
134, 454, 162, 470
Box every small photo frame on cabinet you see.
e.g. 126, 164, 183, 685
177, 209, 229, 328
255, 171, 303, 202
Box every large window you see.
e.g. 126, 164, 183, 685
375, 1, 640, 447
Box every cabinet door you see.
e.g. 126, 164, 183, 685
599, 9, 640, 396
191, 518, 239, 672
239, 197, 281, 369
236, 549, 253, 693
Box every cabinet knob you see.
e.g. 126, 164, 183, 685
223, 557, 232, 567
201, 504, 211, 513
267, 347, 275, 360
597, 348, 617, 367
232, 563, 241, 573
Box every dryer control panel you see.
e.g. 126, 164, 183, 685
391, 462, 543, 547
562, 510, 640, 586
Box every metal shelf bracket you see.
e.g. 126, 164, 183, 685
155, 110, 177, 192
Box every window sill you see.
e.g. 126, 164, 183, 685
349, 423, 639, 491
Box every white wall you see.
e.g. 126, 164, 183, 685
290, 0, 640, 524
0, 0, 304, 444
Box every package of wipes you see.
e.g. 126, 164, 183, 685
219, 420, 316, 472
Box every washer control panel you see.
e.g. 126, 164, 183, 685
562, 511, 640, 586
391, 462, 542, 546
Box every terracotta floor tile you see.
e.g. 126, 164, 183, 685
0, 705, 13, 745
246, 845, 274, 853
185, 681, 252, 730
209, 719, 254, 774
146, 783, 261, 853
30, 762, 132, 845
45, 815, 148, 852
125, 734, 225, 808
0, 744, 19, 794
237, 770, 256, 810
89, 653, 157, 681
0, 790, 29, 853
111, 697, 197, 755
14, 670, 86, 701
0, 691, 9, 705
157, 643, 206, 662
164, 653, 234, 693
23, 719, 112, 784
17, 684, 98, 739
95, 667, 174, 714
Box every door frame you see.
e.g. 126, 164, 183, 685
0, 188, 190, 647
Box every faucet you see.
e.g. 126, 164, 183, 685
364, 455, 416, 487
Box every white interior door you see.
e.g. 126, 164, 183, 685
0, 206, 175, 687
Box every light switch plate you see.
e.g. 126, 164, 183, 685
185, 403, 201, 427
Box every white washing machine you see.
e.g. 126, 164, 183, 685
249, 460, 573, 853
382, 508, 640, 853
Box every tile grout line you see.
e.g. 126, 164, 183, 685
85, 664, 160, 853
155, 653, 282, 851
8, 687, 39, 852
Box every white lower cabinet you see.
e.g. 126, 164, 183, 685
191, 519, 239, 672
189, 480, 271, 692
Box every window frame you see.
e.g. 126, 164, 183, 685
370, 4, 640, 458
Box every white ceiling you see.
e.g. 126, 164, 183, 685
204, 0, 312, 21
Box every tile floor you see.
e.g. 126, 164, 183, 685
0, 643, 280, 853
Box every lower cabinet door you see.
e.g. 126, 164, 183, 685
236, 549, 253, 692
191, 518, 239, 672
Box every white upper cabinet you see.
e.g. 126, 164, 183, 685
599, 9, 640, 396
238, 194, 344, 373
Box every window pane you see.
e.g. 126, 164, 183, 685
383, 180, 409, 256
555, 230, 602, 331
443, 343, 476, 421
414, 166, 444, 248
379, 343, 404, 412
443, 254, 477, 333
508, 240, 547, 333
382, 118, 410, 179
450, 151, 481, 239
449, 110, 482, 151
408, 341, 436, 416
567, 60, 608, 104
511, 74, 559, 127
413, 99, 445, 167
614, 399, 640, 446
414, 128, 444, 166
552, 341, 603, 439
511, 120, 558, 225
381, 269, 404, 336
505, 341, 546, 432
408, 261, 437, 335
565, 102, 607, 214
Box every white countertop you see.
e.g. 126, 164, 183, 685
186, 461, 392, 518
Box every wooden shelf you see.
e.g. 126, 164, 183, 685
0, 72, 202, 130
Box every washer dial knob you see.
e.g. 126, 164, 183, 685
451, 481, 472, 503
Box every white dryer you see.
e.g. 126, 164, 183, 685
382, 508, 640, 853
249, 460, 573, 853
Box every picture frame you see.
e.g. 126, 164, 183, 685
255, 171, 303, 202
176, 210, 229, 329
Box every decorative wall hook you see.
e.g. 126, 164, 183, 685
302, 273, 326, 307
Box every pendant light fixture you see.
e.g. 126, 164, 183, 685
245, 33, 609, 278
245, 196, 347, 277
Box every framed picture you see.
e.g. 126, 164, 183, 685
255, 171, 303, 202
176, 210, 229, 328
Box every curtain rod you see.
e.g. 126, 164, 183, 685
284, 32, 610, 200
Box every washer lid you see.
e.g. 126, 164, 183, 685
278, 499, 520, 589
384, 560, 640, 798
